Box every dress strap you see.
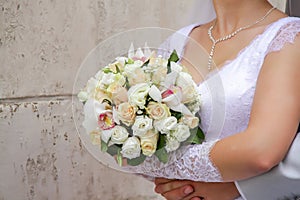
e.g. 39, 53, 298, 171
255, 17, 300, 55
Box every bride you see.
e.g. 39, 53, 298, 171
124, 0, 300, 199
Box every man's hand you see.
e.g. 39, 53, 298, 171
154, 178, 240, 200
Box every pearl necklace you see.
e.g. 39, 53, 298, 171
207, 7, 276, 71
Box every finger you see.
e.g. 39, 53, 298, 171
161, 185, 194, 200
154, 178, 173, 185
155, 180, 192, 194
189, 197, 202, 200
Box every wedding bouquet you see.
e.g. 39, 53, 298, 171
78, 44, 204, 166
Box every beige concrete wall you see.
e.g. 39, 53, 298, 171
0, 1, 286, 200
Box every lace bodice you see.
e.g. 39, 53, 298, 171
125, 17, 300, 184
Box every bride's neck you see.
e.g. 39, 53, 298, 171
212, 0, 273, 36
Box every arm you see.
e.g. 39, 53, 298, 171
124, 35, 300, 182
235, 132, 300, 200
153, 132, 300, 200
210, 35, 300, 181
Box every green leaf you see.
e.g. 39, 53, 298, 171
167, 50, 179, 73
117, 149, 123, 167
155, 148, 168, 164
125, 77, 130, 89
101, 140, 108, 152
197, 128, 205, 141
103, 68, 112, 74
186, 127, 205, 144
115, 65, 121, 73
126, 58, 134, 64
106, 144, 121, 156
188, 127, 205, 144
169, 50, 180, 63
156, 134, 166, 150
170, 110, 183, 120
142, 58, 150, 67
127, 155, 146, 166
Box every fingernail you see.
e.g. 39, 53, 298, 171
184, 186, 194, 195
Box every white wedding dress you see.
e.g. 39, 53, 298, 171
125, 17, 300, 199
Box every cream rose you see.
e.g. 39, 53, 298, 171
94, 88, 111, 104
165, 135, 180, 153
110, 126, 129, 144
121, 136, 141, 159
128, 83, 150, 109
132, 116, 153, 137
151, 66, 168, 85
172, 124, 190, 142
181, 115, 199, 129
140, 129, 159, 156
127, 67, 150, 85
111, 86, 128, 105
146, 102, 170, 120
89, 130, 102, 145
117, 102, 136, 126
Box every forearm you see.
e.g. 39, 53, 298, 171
210, 131, 270, 181
235, 133, 300, 200
211, 125, 298, 181
124, 139, 223, 182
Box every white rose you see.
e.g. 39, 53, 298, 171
165, 135, 180, 153
100, 72, 115, 86
116, 56, 128, 67
149, 55, 168, 68
101, 130, 112, 143
132, 116, 153, 137
110, 126, 129, 144
121, 137, 141, 159
78, 90, 89, 102
124, 60, 143, 74
140, 129, 159, 156
155, 116, 178, 133
172, 124, 190, 142
128, 83, 150, 109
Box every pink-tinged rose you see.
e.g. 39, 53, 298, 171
98, 111, 115, 130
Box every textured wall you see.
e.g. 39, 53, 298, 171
0, 1, 286, 200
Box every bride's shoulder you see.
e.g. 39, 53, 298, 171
176, 21, 213, 37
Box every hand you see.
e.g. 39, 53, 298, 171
154, 178, 240, 200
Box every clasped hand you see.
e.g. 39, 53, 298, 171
154, 178, 240, 200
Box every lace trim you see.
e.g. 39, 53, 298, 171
267, 20, 300, 53
123, 139, 223, 182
